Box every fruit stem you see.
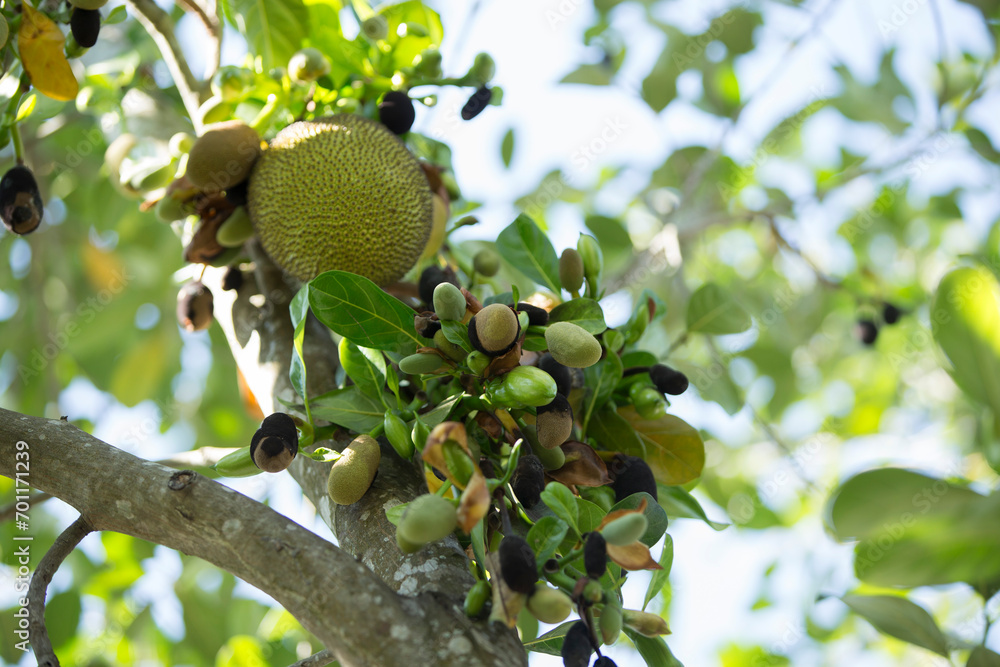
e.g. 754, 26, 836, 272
433, 479, 452, 497
5, 80, 27, 164
10, 121, 24, 165
555, 547, 583, 568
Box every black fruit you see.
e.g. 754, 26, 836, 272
560, 620, 593, 667
176, 281, 214, 332
856, 319, 878, 345
498, 535, 538, 594
221, 266, 244, 291
511, 454, 545, 508
418, 265, 459, 305
515, 302, 549, 326
70, 8, 100, 48
461, 86, 492, 121
583, 531, 607, 579
610, 455, 658, 502
261, 412, 298, 442
883, 302, 902, 325
378, 91, 416, 135
649, 364, 688, 396
594, 658, 618, 667
225, 179, 249, 206
0, 165, 43, 235
250, 412, 298, 473
414, 311, 442, 339
539, 353, 572, 397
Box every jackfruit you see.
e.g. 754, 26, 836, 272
247, 115, 433, 285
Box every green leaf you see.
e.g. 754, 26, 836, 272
501, 128, 514, 168
338, 339, 387, 402
310, 386, 386, 432
624, 628, 684, 667
379, 0, 444, 72
523, 621, 575, 655
582, 353, 623, 434
561, 63, 614, 86
103, 4, 127, 24
227, 0, 309, 70
841, 594, 949, 657
931, 266, 1000, 415
576, 498, 606, 534
969, 647, 1000, 667
965, 128, 1000, 163
420, 393, 462, 429
590, 402, 644, 453
657, 484, 729, 531
15, 95, 36, 123
540, 481, 579, 535
496, 214, 562, 293
44, 591, 81, 650
526, 516, 569, 565
309, 270, 421, 355
685, 283, 752, 335
610, 492, 668, 547
440, 320, 472, 352
289, 285, 312, 422
548, 298, 607, 334
643, 534, 673, 611
619, 407, 705, 486
385, 502, 408, 527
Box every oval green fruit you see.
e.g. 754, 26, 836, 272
399, 352, 445, 375
488, 366, 558, 408
472, 248, 500, 277
545, 322, 602, 368
216, 207, 255, 247
397, 493, 458, 546
464, 580, 491, 617
384, 412, 414, 460
468, 303, 520, 357
327, 434, 381, 505
433, 330, 466, 362
187, 120, 261, 192
559, 248, 584, 293
527, 585, 573, 624
433, 282, 467, 322
599, 596, 623, 645
213, 446, 262, 477
600, 512, 648, 546
288, 47, 330, 83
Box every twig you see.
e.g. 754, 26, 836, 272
27, 516, 94, 667
125, 0, 205, 133
289, 649, 337, 667
0, 493, 51, 523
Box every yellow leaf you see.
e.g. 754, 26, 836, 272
606, 541, 662, 571
19, 3, 79, 102
618, 406, 705, 485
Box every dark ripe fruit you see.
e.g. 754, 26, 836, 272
261, 412, 297, 443
649, 364, 688, 396
468, 303, 521, 357
378, 91, 416, 135
221, 266, 244, 291
511, 454, 545, 508
419, 265, 459, 305
536, 393, 573, 449
856, 319, 878, 345
498, 535, 538, 594
561, 620, 593, 667
883, 302, 902, 325
250, 428, 297, 473
610, 455, 658, 502
176, 281, 214, 332
0, 165, 43, 235
515, 302, 549, 326
70, 8, 100, 48
538, 353, 572, 397
461, 86, 492, 121
594, 658, 618, 667
584, 531, 607, 579
225, 179, 249, 206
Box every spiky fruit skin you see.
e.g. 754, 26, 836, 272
70, 8, 100, 48
187, 121, 261, 192
248, 115, 433, 284
610, 455, 658, 503
378, 91, 416, 135
499, 536, 538, 594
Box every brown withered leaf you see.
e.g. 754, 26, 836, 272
457, 470, 490, 533
547, 441, 611, 487
483, 341, 523, 379
474, 411, 505, 441
597, 498, 648, 531
420, 421, 478, 489
486, 552, 525, 628
607, 541, 662, 571
461, 286, 483, 315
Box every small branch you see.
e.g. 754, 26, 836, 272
27, 516, 94, 667
289, 649, 336, 667
126, 0, 205, 133
0, 492, 51, 523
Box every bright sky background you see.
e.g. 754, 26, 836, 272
4, 0, 999, 665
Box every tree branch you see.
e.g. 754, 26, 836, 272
290, 649, 336, 667
125, 0, 207, 133
0, 410, 525, 666
27, 516, 93, 667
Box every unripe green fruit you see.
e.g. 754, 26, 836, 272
527, 585, 573, 624
472, 248, 500, 276
361, 15, 389, 40
583, 579, 604, 604
559, 248, 584, 293
466, 350, 489, 375
433, 282, 467, 321
464, 580, 491, 617
155, 195, 188, 223
399, 352, 445, 375
211, 66, 252, 102
187, 121, 261, 192
632, 386, 666, 420
0, 16, 8, 50
168, 132, 196, 157
288, 47, 330, 83
384, 412, 414, 460
216, 207, 255, 247
544, 322, 602, 368
622, 609, 670, 637
600, 512, 648, 546
599, 597, 623, 645
468, 303, 520, 356
397, 493, 458, 546
198, 96, 233, 126
413, 48, 443, 79
213, 446, 261, 477
524, 425, 566, 470
442, 439, 474, 487
68, 0, 107, 10
433, 330, 466, 362
577, 234, 603, 291
468, 52, 496, 86
327, 434, 381, 505
488, 366, 558, 408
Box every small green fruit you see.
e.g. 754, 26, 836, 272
622, 609, 670, 637
399, 352, 445, 375
384, 412, 414, 460
213, 446, 261, 477
397, 493, 458, 546
544, 322, 602, 368
288, 47, 330, 83
599, 596, 623, 645
577, 234, 603, 292
466, 350, 489, 375
468, 52, 496, 86
187, 120, 261, 192
632, 386, 666, 420
327, 434, 381, 505
468, 303, 520, 357
361, 15, 389, 40
413, 48, 443, 79
527, 585, 573, 624
488, 366, 558, 408
472, 248, 501, 277
433, 330, 466, 363
600, 512, 648, 546
524, 426, 566, 470
559, 248, 584, 293
211, 66, 252, 102
433, 282, 467, 321
464, 580, 491, 617
168, 132, 196, 157
215, 207, 255, 247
